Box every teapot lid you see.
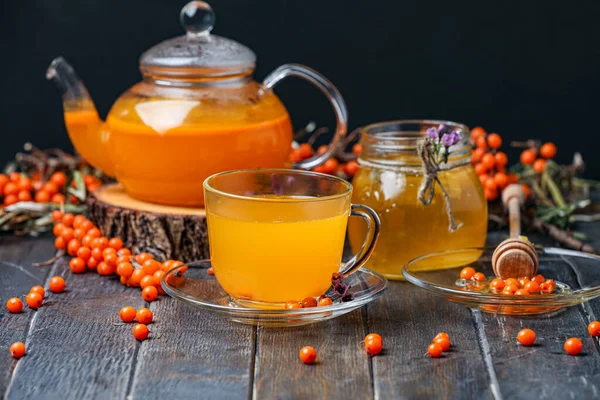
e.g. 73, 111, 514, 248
140, 1, 256, 78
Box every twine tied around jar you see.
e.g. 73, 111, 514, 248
417, 140, 466, 232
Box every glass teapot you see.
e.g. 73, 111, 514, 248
47, 1, 347, 207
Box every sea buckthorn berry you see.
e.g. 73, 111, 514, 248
140, 275, 156, 289
481, 153, 496, 169
564, 338, 583, 355
521, 184, 531, 198
494, 172, 509, 189
51, 193, 66, 205
588, 321, 600, 336
17, 190, 32, 202
136, 308, 153, 324
428, 343, 443, 358
50, 171, 67, 187
484, 188, 499, 201
116, 255, 132, 265
142, 259, 161, 275
434, 332, 449, 340
460, 267, 476, 280
470, 126, 486, 141
532, 159, 546, 173
142, 286, 159, 302
53, 222, 66, 237
81, 220, 94, 232
316, 144, 328, 155
503, 284, 519, 295
161, 260, 175, 271
67, 238, 81, 257
540, 142, 557, 159
472, 272, 486, 282
120, 275, 128, 285
6, 297, 23, 313
489, 278, 505, 292
517, 329, 536, 346
476, 136, 487, 150
62, 213, 74, 227
81, 235, 94, 248
207, 267, 214, 275
471, 148, 484, 165
434, 336, 451, 351
484, 177, 498, 191
289, 149, 302, 163
504, 278, 519, 287
69, 257, 86, 274
26, 292, 43, 309
133, 323, 150, 341
136, 253, 153, 265
365, 333, 383, 344
129, 269, 146, 287
299, 346, 317, 364
87, 228, 101, 238
4, 194, 18, 206
531, 275, 545, 284
120, 306, 137, 322
102, 247, 116, 258
520, 149, 536, 165
318, 297, 333, 306
365, 338, 383, 355
352, 143, 362, 157
72, 215, 86, 229
62, 228, 75, 243
322, 158, 339, 174
474, 163, 488, 176
30, 286, 45, 298
344, 160, 360, 177
3, 182, 19, 196
285, 301, 302, 309
153, 270, 165, 286
301, 297, 317, 308
54, 236, 67, 250
91, 237, 109, 250
514, 289, 530, 296
97, 262, 115, 276
540, 282, 554, 294
34, 190, 51, 203
87, 257, 99, 270
298, 143, 314, 159
518, 277, 531, 287
73, 228, 86, 239
49, 276, 66, 293
91, 247, 104, 261
104, 253, 118, 267
108, 238, 123, 250
487, 133, 502, 149
523, 281, 540, 293
9, 342, 26, 358
118, 248, 131, 257
76, 246, 92, 261
117, 262, 134, 278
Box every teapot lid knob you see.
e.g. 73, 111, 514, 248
180, 1, 215, 36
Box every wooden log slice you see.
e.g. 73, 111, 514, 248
88, 184, 208, 262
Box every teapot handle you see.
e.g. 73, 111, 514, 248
263, 64, 348, 170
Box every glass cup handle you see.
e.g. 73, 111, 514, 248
340, 204, 381, 277
262, 64, 348, 170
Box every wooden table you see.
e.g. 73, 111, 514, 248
1, 226, 600, 400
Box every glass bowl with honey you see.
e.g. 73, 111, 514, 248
348, 120, 488, 279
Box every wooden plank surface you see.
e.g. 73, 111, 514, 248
3, 254, 146, 400
128, 298, 255, 399
252, 309, 372, 399
0, 236, 54, 395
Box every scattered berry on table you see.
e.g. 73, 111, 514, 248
428, 343, 443, 358
299, 346, 317, 364
564, 338, 583, 355
365, 333, 383, 344
6, 297, 23, 313
517, 329, 536, 346
26, 292, 43, 309
365, 338, 383, 355
587, 321, 600, 337
434, 336, 451, 351
49, 276, 66, 293
136, 308, 153, 324
9, 342, 26, 358
120, 306, 137, 323
133, 324, 149, 341
30, 286, 45, 298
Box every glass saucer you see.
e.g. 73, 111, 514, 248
402, 247, 600, 315
161, 261, 388, 327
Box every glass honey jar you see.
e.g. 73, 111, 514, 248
347, 120, 488, 280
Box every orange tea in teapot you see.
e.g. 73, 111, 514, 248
49, 1, 347, 207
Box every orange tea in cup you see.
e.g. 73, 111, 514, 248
204, 169, 380, 305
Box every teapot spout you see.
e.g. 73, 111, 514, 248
47, 57, 115, 177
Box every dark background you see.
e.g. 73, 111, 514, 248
1, 1, 600, 176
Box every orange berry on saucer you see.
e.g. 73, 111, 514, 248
460, 267, 476, 280
318, 297, 333, 306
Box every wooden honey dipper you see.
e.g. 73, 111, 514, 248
491, 184, 539, 279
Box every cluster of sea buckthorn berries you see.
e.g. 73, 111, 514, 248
289, 142, 360, 179
5, 279, 66, 358
119, 306, 153, 341
0, 171, 101, 207
284, 296, 332, 309
517, 325, 598, 356
299, 333, 383, 364
470, 127, 524, 201
459, 267, 557, 295
519, 142, 557, 172
428, 332, 451, 358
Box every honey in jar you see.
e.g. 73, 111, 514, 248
347, 120, 488, 280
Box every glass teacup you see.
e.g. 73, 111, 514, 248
204, 169, 380, 306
